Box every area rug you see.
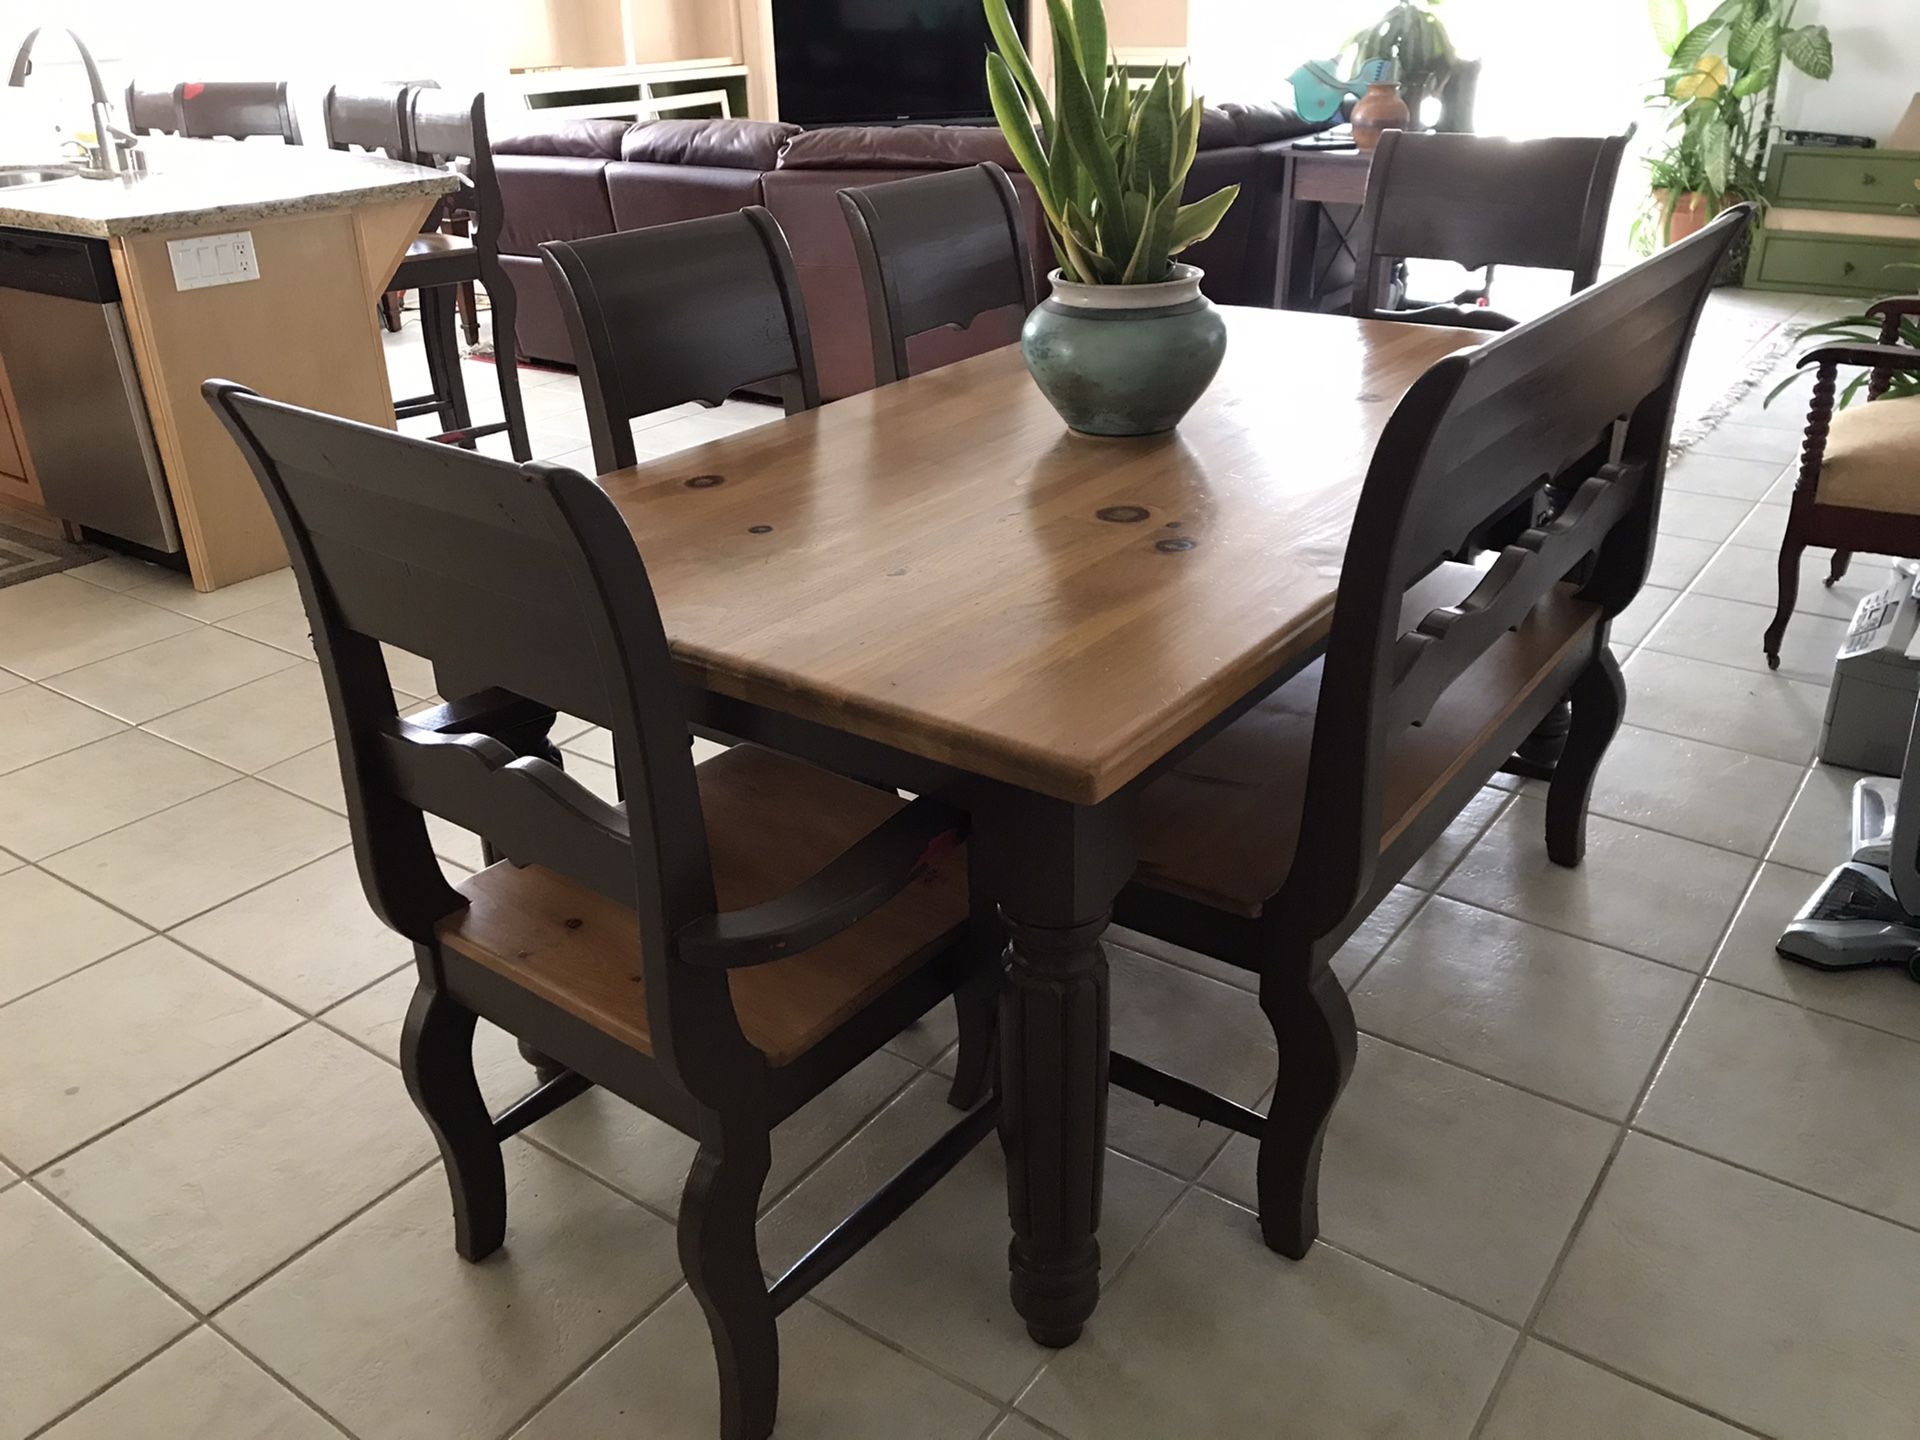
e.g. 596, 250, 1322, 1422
0, 520, 106, 588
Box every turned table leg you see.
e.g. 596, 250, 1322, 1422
1000, 911, 1110, 1347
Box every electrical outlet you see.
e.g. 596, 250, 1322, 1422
166, 231, 260, 291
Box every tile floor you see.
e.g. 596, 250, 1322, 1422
4, 289, 1919, 1440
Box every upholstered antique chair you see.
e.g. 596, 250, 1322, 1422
1765, 294, 1920, 668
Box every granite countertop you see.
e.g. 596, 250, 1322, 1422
0, 136, 458, 239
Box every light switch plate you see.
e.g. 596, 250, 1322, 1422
167, 231, 260, 291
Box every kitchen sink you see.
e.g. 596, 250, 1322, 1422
0, 165, 114, 188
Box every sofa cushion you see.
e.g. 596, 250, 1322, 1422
607, 162, 766, 232
493, 119, 629, 160
1816, 394, 1920, 514
778, 125, 1017, 171
494, 155, 619, 255
1218, 100, 1325, 147
620, 118, 801, 169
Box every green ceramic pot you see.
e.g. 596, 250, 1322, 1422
1020, 264, 1228, 437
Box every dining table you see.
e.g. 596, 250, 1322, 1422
587, 305, 1481, 1346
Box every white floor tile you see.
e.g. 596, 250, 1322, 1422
1480, 1340, 1748, 1440
0, 937, 297, 1170
514, 1291, 999, 1440
1538, 1134, 1920, 1440
42, 780, 347, 928
1656, 491, 1754, 544
1440, 799, 1754, 973
0, 866, 147, 1005
0, 684, 124, 775
221, 1142, 682, 1440
44, 1025, 435, 1308
38, 1328, 337, 1440
1637, 981, 1920, 1229
1356, 896, 1694, 1116
1588, 724, 1803, 856
0, 574, 197, 679
1205, 1035, 1614, 1320
0, 730, 240, 859
1665, 452, 1788, 500
143, 663, 336, 773
0, 1186, 192, 1440
127, 567, 296, 622
1018, 1190, 1513, 1440
1768, 762, 1862, 873
1642, 590, 1845, 685
1622, 649, 1828, 765
43, 626, 304, 725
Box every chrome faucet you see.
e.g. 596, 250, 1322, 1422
8, 27, 137, 174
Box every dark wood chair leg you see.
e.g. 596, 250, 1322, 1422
380, 290, 405, 333
1545, 646, 1625, 868
680, 1120, 779, 1440
1765, 542, 1805, 671
517, 1037, 566, 1083
1254, 957, 1356, 1260
947, 976, 998, 1110
419, 286, 473, 442
482, 273, 532, 463
401, 980, 506, 1262
1826, 549, 1853, 587
457, 281, 481, 348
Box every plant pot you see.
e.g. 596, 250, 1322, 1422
1657, 189, 1726, 243
1351, 82, 1411, 151
1020, 265, 1228, 437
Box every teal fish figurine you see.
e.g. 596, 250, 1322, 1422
1286, 58, 1390, 122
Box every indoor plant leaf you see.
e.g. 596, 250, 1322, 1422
1648, 0, 1690, 55
1780, 24, 1834, 79
1072, 0, 1108, 78
1670, 18, 1724, 69
985, 54, 1060, 222
1699, 111, 1731, 197
1169, 184, 1241, 253
981, 0, 1052, 137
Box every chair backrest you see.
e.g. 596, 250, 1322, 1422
838, 162, 1037, 386
124, 82, 181, 136
175, 81, 302, 143
1292, 206, 1747, 935
404, 89, 504, 248
324, 83, 410, 155
1351, 129, 1633, 318
202, 380, 765, 1092
541, 208, 820, 473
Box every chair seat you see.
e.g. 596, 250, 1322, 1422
393, 232, 478, 289
1816, 394, 1920, 515
436, 744, 968, 1066
1131, 563, 1602, 918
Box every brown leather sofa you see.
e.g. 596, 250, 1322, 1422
494, 104, 1324, 401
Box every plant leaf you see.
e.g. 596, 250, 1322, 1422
982, 0, 1052, 139
1699, 111, 1731, 197
1670, 17, 1723, 69
1732, 60, 1775, 97
1072, 0, 1108, 80
986, 54, 1059, 216
1119, 182, 1157, 284
1131, 67, 1175, 201
1169, 185, 1240, 253
1047, 0, 1127, 258
1648, 0, 1689, 54
1781, 23, 1834, 79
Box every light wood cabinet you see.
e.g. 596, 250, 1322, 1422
0, 344, 47, 513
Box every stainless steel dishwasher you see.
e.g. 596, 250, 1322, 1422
0, 225, 178, 552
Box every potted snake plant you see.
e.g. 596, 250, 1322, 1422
984, 0, 1240, 435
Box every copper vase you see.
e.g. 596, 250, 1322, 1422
1352, 82, 1411, 151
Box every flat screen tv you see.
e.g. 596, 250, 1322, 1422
773, 0, 1023, 127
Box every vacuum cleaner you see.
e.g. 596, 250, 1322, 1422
1778, 709, 1920, 984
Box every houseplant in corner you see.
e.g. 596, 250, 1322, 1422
1346, 0, 1460, 129
984, 0, 1239, 436
1637, 0, 1834, 254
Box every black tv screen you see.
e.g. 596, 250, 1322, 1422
774, 0, 1022, 126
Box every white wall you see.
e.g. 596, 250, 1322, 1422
1775, 0, 1919, 141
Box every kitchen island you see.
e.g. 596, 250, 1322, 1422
0, 137, 455, 588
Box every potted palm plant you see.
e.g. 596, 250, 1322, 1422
1638, 0, 1833, 253
984, 0, 1239, 436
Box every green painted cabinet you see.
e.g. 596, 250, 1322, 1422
1747, 145, 1920, 298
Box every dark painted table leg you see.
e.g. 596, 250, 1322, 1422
978, 791, 1133, 1349
1001, 910, 1110, 1346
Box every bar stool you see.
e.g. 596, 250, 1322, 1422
392, 89, 530, 462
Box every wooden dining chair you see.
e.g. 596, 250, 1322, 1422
1109, 207, 1747, 1260
204, 380, 998, 1440
1351, 128, 1633, 330
123, 82, 182, 136
1764, 294, 1920, 668
391, 89, 531, 462
838, 161, 1038, 386
541, 208, 820, 474
325, 83, 422, 333
174, 80, 303, 143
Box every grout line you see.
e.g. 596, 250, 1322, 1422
16, 1324, 211, 1440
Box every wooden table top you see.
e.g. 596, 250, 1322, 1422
599, 306, 1480, 805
